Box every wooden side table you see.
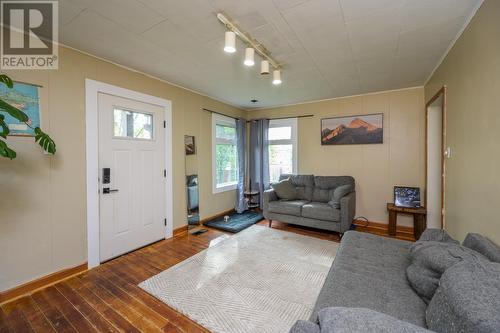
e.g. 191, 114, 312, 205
387, 203, 427, 240
244, 191, 260, 210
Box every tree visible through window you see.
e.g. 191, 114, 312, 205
212, 115, 238, 193
268, 119, 297, 183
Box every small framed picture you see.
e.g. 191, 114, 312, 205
394, 186, 421, 208
185, 135, 195, 155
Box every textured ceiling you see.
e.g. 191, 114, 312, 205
60, 0, 482, 109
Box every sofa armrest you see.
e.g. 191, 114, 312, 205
263, 189, 278, 219
339, 191, 355, 233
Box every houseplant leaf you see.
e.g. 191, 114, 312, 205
0, 99, 29, 122
0, 139, 16, 159
0, 114, 9, 138
34, 127, 56, 154
0, 74, 13, 88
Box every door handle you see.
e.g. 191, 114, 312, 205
103, 188, 119, 194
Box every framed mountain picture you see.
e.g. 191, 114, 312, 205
321, 113, 383, 145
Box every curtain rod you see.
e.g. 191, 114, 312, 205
202, 108, 314, 122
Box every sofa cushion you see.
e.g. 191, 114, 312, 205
418, 228, 458, 243
281, 174, 314, 201
406, 240, 488, 303
302, 202, 340, 222
268, 200, 308, 217
271, 179, 297, 200
426, 260, 500, 333
329, 185, 354, 209
313, 307, 432, 333
312, 176, 354, 203
311, 231, 427, 327
463, 233, 500, 263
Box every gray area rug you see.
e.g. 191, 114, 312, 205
139, 225, 338, 333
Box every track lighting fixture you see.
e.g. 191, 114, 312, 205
224, 31, 236, 53
244, 48, 255, 66
260, 60, 270, 75
272, 70, 282, 85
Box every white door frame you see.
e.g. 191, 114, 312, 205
85, 79, 173, 268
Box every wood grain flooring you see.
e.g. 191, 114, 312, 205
0, 219, 403, 332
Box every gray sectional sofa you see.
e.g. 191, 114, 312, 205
290, 230, 500, 333
263, 175, 355, 235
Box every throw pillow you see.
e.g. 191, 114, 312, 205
329, 185, 353, 208
463, 233, 500, 263
426, 260, 500, 333
406, 241, 488, 303
271, 179, 297, 200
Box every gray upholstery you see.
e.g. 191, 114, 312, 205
418, 228, 459, 243
310, 231, 427, 327
268, 200, 308, 217
315, 307, 433, 333
463, 233, 500, 263
264, 174, 356, 234
302, 202, 340, 222
289, 320, 320, 333
271, 179, 297, 200
330, 185, 353, 208
281, 174, 314, 201
406, 240, 489, 302
426, 260, 500, 333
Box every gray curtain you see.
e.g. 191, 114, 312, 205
249, 119, 270, 208
235, 118, 247, 213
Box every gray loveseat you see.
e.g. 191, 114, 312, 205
290, 230, 500, 333
263, 175, 355, 236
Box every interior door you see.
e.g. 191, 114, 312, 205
98, 93, 165, 262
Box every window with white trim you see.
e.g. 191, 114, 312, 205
212, 114, 238, 193
268, 118, 297, 183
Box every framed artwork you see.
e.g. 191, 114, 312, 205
0, 81, 41, 136
321, 113, 383, 145
185, 135, 196, 155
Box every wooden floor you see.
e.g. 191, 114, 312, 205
0, 220, 397, 333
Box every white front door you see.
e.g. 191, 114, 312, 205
98, 92, 166, 262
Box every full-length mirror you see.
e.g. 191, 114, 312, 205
185, 135, 199, 228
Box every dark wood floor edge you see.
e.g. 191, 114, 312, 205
0, 262, 88, 305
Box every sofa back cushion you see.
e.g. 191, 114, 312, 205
463, 233, 500, 263
406, 241, 488, 303
280, 174, 314, 201
312, 176, 355, 203
426, 260, 500, 333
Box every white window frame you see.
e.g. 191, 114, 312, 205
212, 113, 238, 193
269, 118, 298, 182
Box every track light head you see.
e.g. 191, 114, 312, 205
224, 31, 236, 53
260, 60, 270, 75
272, 70, 282, 85
244, 48, 255, 66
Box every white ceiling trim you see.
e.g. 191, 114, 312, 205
247, 85, 424, 111
59, 43, 245, 111
424, 0, 485, 85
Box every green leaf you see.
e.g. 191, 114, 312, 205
0, 139, 16, 159
34, 127, 56, 154
0, 74, 13, 89
0, 99, 29, 122
0, 114, 9, 138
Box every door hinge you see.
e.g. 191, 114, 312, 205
163, 169, 166, 177
163, 121, 166, 128
164, 218, 167, 226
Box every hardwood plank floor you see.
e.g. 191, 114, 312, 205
0, 220, 403, 332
